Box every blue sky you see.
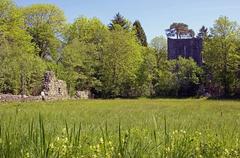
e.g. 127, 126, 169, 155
15, 0, 240, 41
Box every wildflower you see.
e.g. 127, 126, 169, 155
96, 144, 101, 152
196, 147, 200, 151
25, 152, 30, 158
62, 128, 67, 134
100, 137, 104, 144
195, 131, 202, 136
173, 130, 178, 135
64, 137, 68, 143
96, 144, 100, 149
49, 143, 54, 149
165, 147, 170, 152
180, 130, 186, 134
224, 149, 229, 155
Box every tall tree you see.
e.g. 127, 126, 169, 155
0, 0, 46, 95
23, 4, 66, 59
133, 20, 148, 46
188, 29, 195, 38
108, 13, 130, 30
150, 36, 167, 68
203, 16, 240, 97
154, 57, 202, 97
197, 26, 208, 39
136, 47, 157, 96
166, 23, 195, 39
101, 27, 143, 98
0, 0, 33, 50
63, 17, 109, 95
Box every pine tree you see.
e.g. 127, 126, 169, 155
109, 12, 129, 30
133, 20, 148, 47
197, 26, 208, 39
166, 23, 195, 39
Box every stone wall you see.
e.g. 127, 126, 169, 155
43, 71, 69, 99
76, 90, 91, 99
0, 71, 69, 102
0, 94, 41, 102
168, 38, 203, 65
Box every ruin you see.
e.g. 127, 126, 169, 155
0, 71, 69, 102
43, 71, 69, 99
76, 90, 91, 99
167, 38, 203, 65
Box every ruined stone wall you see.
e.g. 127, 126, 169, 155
168, 38, 203, 65
0, 94, 41, 102
43, 71, 69, 98
76, 90, 91, 99
0, 71, 69, 102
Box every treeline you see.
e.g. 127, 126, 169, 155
0, 0, 240, 98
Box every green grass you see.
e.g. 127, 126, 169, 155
0, 99, 239, 157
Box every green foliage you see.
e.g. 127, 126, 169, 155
0, 0, 46, 95
101, 27, 143, 97
150, 36, 168, 68
136, 47, 157, 96
67, 17, 108, 44
1, 0, 240, 98
109, 13, 131, 30
63, 39, 102, 93
197, 26, 208, 39
133, 20, 148, 46
154, 58, 202, 97
23, 4, 66, 59
173, 57, 202, 96
203, 16, 240, 97
62, 17, 108, 94
166, 23, 195, 39
0, 0, 33, 51
0, 42, 46, 95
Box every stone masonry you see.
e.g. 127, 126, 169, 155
43, 71, 69, 99
168, 38, 203, 66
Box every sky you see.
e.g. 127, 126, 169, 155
15, 0, 240, 41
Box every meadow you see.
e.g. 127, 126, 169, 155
0, 99, 239, 158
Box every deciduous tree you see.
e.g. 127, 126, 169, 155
23, 4, 66, 59
101, 26, 143, 97
203, 16, 240, 97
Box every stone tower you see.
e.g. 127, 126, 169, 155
167, 38, 203, 65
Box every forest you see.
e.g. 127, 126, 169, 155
0, 0, 240, 98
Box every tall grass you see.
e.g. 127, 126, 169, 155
0, 99, 239, 157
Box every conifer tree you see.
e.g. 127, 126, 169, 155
109, 12, 129, 30
133, 20, 148, 47
197, 26, 208, 39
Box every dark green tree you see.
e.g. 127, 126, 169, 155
166, 23, 195, 39
197, 26, 208, 39
109, 12, 130, 30
133, 20, 148, 46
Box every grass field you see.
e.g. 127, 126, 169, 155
0, 99, 239, 157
